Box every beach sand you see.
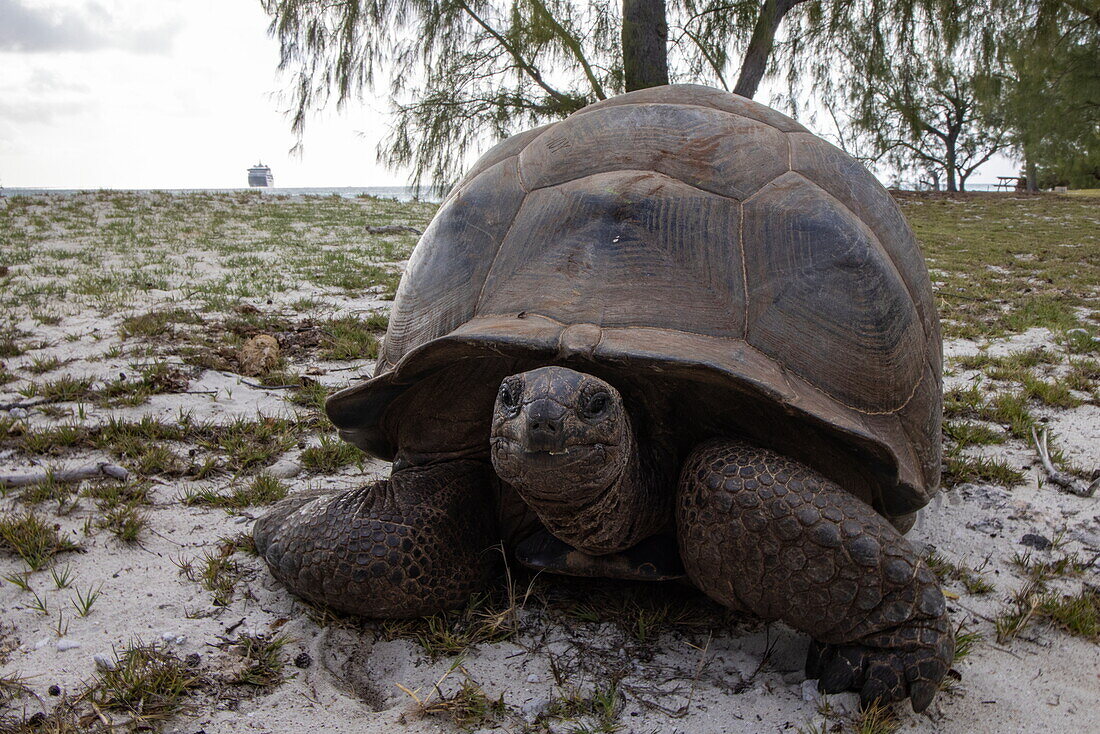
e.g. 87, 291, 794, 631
1, 191, 1097, 733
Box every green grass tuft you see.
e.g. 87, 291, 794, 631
182, 474, 288, 509
0, 512, 82, 570
319, 315, 381, 360
91, 640, 203, 726
300, 434, 364, 472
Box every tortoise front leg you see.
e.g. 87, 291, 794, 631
677, 439, 952, 712
254, 460, 497, 618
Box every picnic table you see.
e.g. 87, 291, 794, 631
995, 176, 1025, 191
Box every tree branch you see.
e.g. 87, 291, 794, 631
528, 0, 607, 99
455, 0, 573, 106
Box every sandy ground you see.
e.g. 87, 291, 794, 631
1, 192, 1098, 734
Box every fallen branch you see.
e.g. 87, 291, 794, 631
365, 224, 422, 235
239, 379, 300, 390
1031, 427, 1099, 497
0, 462, 130, 489
0, 397, 47, 411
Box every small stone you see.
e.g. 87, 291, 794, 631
185, 653, 201, 668
521, 696, 550, 721
966, 518, 1003, 535
93, 653, 116, 670
34, 638, 51, 650
238, 334, 280, 377
829, 692, 861, 715
294, 652, 312, 668
48, 685, 60, 696
27, 712, 46, 726
1020, 533, 1051, 551
268, 459, 301, 479
56, 639, 80, 651
525, 673, 541, 684
801, 679, 821, 702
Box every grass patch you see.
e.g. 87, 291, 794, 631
943, 420, 1005, 449
90, 640, 203, 728
953, 627, 982, 663
420, 674, 506, 730
119, 308, 202, 339
99, 503, 148, 543
197, 416, 297, 472
899, 192, 1099, 340
175, 547, 245, 607
27, 355, 68, 374
995, 549, 1094, 642
539, 682, 622, 733
319, 315, 381, 360
942, 453, 1025, 487
20, 375, 95, 403
287, 380, 329, 415
0, 330, 27, 358
300, 434, 363, 472
923, 550, 995, 595
382, 572, 524, 659
1020, 374, 1082, 408
223, 633, 289, 686
0, 512, 82, 570
84, 479, 152, 509
94, 361, 189, 407
995, 582, 1100, 643
182, 474, 288, 509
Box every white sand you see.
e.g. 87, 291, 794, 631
1, 194, 1097, 733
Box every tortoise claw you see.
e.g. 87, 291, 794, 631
808, 630, 952, 713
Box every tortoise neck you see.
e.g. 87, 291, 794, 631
518, 412, 672, 555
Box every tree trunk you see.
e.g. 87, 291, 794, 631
732, 0, 804, 99
945, 132, 959, 192
622, 0, 669, 91
1025, 153, 1038, 193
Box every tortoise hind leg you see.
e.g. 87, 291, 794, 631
676, 438, 952, 713
254, 460, 497, 618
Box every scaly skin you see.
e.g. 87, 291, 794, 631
677, 438, 953, 712
253, 460, 497, 617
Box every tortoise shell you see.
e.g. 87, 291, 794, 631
328, 84, 942, 517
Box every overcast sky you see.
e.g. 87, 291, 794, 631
0, 0, 1018, 190
0, 0, 404, 188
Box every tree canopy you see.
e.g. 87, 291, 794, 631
979, 0, 1100, 188
264, 0, 975, 188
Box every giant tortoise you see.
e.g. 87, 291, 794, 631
255, 84, 951, 712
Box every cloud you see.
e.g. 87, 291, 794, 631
0, 97, 92, 123
0, 67, 95, 126
0, 0, 178, 54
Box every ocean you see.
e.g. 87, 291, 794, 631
0, 186, 442, 203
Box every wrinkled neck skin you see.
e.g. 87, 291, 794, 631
489, 366, 672, 556
538, 416, 670, 555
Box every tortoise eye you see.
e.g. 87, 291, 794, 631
584, 392, 610, 417
499, 382, 519, 410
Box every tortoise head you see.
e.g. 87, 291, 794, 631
490, 366, 634, 545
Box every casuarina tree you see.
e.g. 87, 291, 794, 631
263, 0, 992, 188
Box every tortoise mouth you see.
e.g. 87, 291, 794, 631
490, 437, 612, 473
490, 436, 625, 515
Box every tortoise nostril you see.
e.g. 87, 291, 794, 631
529, 418, 560, 435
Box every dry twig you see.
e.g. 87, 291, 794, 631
0, 462, 130, 489
1030, 427, 1099, 497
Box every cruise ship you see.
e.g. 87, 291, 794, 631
248, 162, 274, 187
